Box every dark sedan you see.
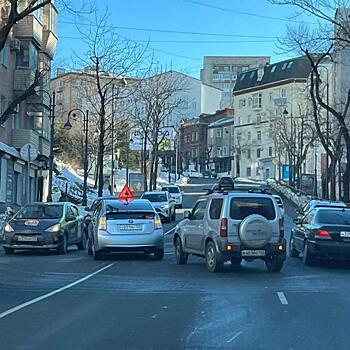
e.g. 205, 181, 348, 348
290, 207, 350, 265
2, 202, 85, 255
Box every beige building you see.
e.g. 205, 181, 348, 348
200, 56, 270, 108
0, 2, 58, 208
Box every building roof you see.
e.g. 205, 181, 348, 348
233, 56, 313, 93
208, 117, 234, 128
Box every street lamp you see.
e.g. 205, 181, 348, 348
64, 109, 89, 206
282, 106, 294, 186
31, 89, 56, 203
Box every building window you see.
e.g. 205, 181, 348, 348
248, 131, 251, 141
209, 129, 214, 138
247, 149, 251, 159
239, 99, 246, 108
257, 131, 262, 141
256, 167, 260, 176
195, 131, 199, 141
223, 146, 227, 156
247, 115, 251, 124
269, 92, 273, 103
0, 41, 8, 66
282, 62, 288, 70
216, 128, 222, 138
191, 132, 195, 141
248, 97, 252, 106
280, 88, 287, 98
271, 66, 276, 73
269, 146, 273, 157
256, 114, 262, 124
17, 41, 38, 69
223, 127, 229, 137
252, 93, 262, 108
246, 167, 251, 177
257, 148, 261, 158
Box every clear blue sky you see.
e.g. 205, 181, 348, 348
56, 0, 316, 77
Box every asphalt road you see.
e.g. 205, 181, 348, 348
0, 178, 350, 349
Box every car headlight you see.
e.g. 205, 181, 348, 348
45, 224, 61, 233
4, 223, 14, 233
161, 205, 169, 210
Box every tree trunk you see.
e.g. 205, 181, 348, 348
94, 162, 99, 189
329, 158, 336, 201
152, 149, 159, 190
143, 132, 148, 191
97, 114, 106, 197
343, 149, 350, 202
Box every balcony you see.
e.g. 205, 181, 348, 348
13, 15, 43, 45
252, 139, 262, 146
39, 137, 50, 159
12, 129, 40, 151
42, 29, 58, 58
14, 69, 37, 93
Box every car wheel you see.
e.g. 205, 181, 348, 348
205, 241, 223, 273
265, 256, 284, 272
87, 237, 93, 255
175, 236, 188, 265
230, 257, 242, 267
77, 233, 87, 250
154, 248, 164, 260
289, 235, 299, 258
93, 249, 104, 261
302, 241, 314, 266
57, 234, 68, 255
4, 247, 14, 255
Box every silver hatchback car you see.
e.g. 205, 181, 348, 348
88, 199, 164, 260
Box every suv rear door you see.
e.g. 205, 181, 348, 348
183, 199, 208, 252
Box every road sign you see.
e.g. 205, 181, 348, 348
20, 143, 38, 162
118, 184, 134, 201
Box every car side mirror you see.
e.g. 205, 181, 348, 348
66, 215, 75, 222
184, 210, 191, 219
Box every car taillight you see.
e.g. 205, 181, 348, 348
315, 229, 331, 239
98, 218, 106, 231
220, 218, 228, 237
154, 215, 162, 230
279, 218, 284, 238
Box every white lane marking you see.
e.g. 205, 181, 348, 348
277, 292, 288, 305
164, 227, 176, 236
226, 331, 243, 343
0, 263, 115, 320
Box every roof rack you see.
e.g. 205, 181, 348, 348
247, 188, 272, 195
204, 184, 235, 195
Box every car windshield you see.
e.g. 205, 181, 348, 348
15, 205, 63, 219
162, 187, 180, 194
230, 197, 276, 220
142, 194, 167, 202
316, 210, 350, 225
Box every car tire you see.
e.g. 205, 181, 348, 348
4, 247, 14, 255
265, 256, 284, 272
154, 248, 164, 260
205, 241, 223, 273
230, 257, 242, 267
175, 237, 188, 265
289, 235, 299, 258
302, 240, 314, 266
57, 234, 68, 255
77, 233, 87, 250
93, 249, 104, 261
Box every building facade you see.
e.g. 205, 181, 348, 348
0, 2, 58, 209
180, 109, 234, 172
200, 56, 270, 108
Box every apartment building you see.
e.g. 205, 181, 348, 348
200, 56, 270, 108
180, 108, 233, 172
233, 56, 329, 181
0, 2, 58, 209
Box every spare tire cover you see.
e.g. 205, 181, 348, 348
239, 214, 272, 248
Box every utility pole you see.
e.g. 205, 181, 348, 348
111, 84, 115, 195
47, 91, 56, 202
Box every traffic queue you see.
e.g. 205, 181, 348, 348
1, 177, 350, 272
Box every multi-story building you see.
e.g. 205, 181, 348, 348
180, 108, 233, 172
207, 117, 235, 175
233, 56, 329, 183
0, 2, 58, 209
200, 56, 270, 108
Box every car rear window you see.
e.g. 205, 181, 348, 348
142, 194, 167, 202
106, 211, 155, 220
162, 187, 180, 194
230, 197, 276, 220
315, 210, 350, 225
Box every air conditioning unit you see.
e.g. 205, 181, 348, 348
11, 39, 20, 51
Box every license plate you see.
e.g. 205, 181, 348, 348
17, 236, 38, 242
119, 224, 142, 231
340, 231, 350, 238
241, 250, 266, 257
24, 220, 39, 226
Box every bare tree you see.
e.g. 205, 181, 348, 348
270, 0, 350, 201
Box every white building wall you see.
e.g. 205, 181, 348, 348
201, 84, 222, 115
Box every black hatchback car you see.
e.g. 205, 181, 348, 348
290, 207, 350, 265
2, 202, 85, 255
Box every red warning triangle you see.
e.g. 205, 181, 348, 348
118, 184, 135, 201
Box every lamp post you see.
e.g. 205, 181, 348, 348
64, 109, 89, 206
283, 106, 294, 186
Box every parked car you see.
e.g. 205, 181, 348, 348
273, 195, 285, 216
161, 185, 184, 208
141, 191, 176, 223
297, 199, 346, 217
88, 199, 164, 260
173, 190, 286, 272
182, 169, 202, 178
203, 169, 217, 179
2, 202, 85, 255
290, 207, 350, 265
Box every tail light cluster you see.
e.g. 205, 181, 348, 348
98, 217, 107, 231
154, 215, 162, 230
314, 229, 331, 239
279, 218, 284, 238
220, 218, 228, 237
